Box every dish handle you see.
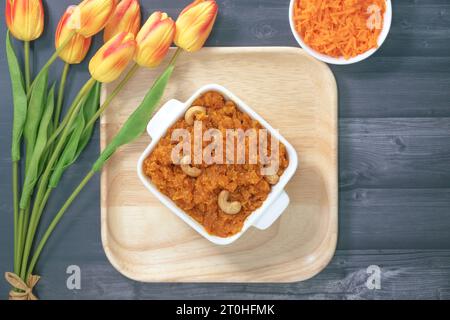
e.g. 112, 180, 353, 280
253, 191, 290, 230
147, 99, 185, 140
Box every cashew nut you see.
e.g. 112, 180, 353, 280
185, 106, 206, 125
265, 174, 280, 185
180, 155, 202, 177
261, 159, 280, 185
218, 190, 242, 215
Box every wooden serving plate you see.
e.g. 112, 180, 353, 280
100, 47, 338, 282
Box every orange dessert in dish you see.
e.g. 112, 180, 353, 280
143, 91, 289, 238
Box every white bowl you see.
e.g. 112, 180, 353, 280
137, 84, 298, 245
289, 0, 392, 65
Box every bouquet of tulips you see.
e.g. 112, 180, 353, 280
5, 0, 218, 300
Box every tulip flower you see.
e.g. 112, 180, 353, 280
56, 6, 92, 65
70, 0, 118, 37
104, 0, 141, 43
174, 0, 218, 52
89, 32, 137, 83
135, 12, 176, 68
5, 0, 44, 41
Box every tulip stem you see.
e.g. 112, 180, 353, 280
19, 78, 96, 279
27, 31, 75, 98
46, 79, 98, 152
41, 31, 75, 73
16, 208, 25, 276
24, 41, 31, 92
170, 47, 183, 66
12, 161, 19, 275
27, 170, 96, 278
54, 62, 70, 127
84, 63, 140, 132
18, 204, 31, 275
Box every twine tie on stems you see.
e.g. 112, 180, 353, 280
5, 272, 40, 300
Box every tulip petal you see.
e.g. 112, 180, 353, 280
56, 6, 92, 64
89, 32, 136, 83
174, 0, 218, 52
76, 0, 118, 37
5, 0, 44, 41
135, 11, 175, 68
104, 0, 141, 42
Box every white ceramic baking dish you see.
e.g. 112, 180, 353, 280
137, 84, 298, 245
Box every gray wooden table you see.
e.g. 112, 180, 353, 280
1, 0, 450, 300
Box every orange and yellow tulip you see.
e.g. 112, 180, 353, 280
104, 0, 141, 43
5, 0, 44, 41
89, 32, 136, 83
55, 6, 92, 64
71, 0, 118, 38
134, 12, 176, 68
174, 0, 218, 52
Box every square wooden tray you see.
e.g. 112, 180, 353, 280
100, 47, 338, 282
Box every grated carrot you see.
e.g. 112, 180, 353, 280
293, 0, 386, 59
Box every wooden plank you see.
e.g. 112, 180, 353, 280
30, 250, 450, 300
340, 118, 450, 188
334, 58, 450, 118
339, 188, 450, 249
341, 118, 450, 136
378, 0, 450, 57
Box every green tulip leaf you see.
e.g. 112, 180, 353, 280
92, 64, 174, 172
49, 82, 101, 188
6, 32, 28, 162
76, 81, 101, 159
20, 84, 55, 209
23, 64, 49, 171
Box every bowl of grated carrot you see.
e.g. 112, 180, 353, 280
289, 0, 392, 65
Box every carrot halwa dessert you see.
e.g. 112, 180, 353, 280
143, 91, 289, 237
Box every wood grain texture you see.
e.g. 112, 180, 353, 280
339, 188, 450, 249
30, 250, 450, 300
334, 58, 450, 118
100, 47, 338, 282
1, 0, 450, 299
340, 118, 450, 189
